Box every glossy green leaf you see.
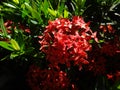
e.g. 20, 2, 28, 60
13, 0, 19, 4
0, 41, 14, 51
48, 8, 57, 17
10, 39, 20, 51
3, 2, 16, 8
30, 20, 38, 24
0, 18, 8, 37
64, 10, 69, 18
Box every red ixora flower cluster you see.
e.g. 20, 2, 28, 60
99, 24, 115, 33
0, 20, 31, 35
27, 64, 77, 90
27, 18, 120, 90
88, 24, 120, 78
39, 16, 97, 69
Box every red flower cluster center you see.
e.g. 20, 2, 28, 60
39, 16, 97, 69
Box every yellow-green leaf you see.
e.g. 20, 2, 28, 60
117, 85, 120, 89
0, 41, 14, 51
13, 0, 19, 4
10, 39, 20, 51
48, 8, 57, 17
64, 10, 69, 18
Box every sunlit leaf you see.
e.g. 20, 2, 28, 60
13, 0, 19, 4
48, 8, 57, 17
30, 20, 38, 24
3, 2, 16, 8
10, 39, 20, 51
0, 41, 14, 51
64, 10, 69, 18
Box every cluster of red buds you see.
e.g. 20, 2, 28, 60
27, 17, 120, 90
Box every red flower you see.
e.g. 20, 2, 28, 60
26, 64, 77, 90
99, 24, 115, 33
39, 16, 97, 69
107, 74, 114, 80
0, 20, 31, 34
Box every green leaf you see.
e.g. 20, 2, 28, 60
58, 2, 65, 15
42, 0, 49, 16
3, 2, 16, 8
48, 8, 57, 17
21, 4, 25, 9
64, 10, 69, 18
21, 9, 32, 18
31, 1, 37, 10
10, 39, 20, 51
112, 79, 120, 90
25, 0, 30, 3
24, 2, 33, 12
117, 85, 120, 89
89, 39, 94, 43
81, 0, 86, 8
13, 0, 19, 4
10, 53, 18, 59
99, 40, 104, 43
10, 51, 24, 59
13, 31, 25, 51
30, 20, 38, 24
0, 41, 14, 51
24, 2, 40, 19
0, 18, 8, 37
0, 55, 10, 61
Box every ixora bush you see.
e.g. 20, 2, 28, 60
0, 0, 120, 90
27, 16, 97, 90
26, 16, 120, 90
